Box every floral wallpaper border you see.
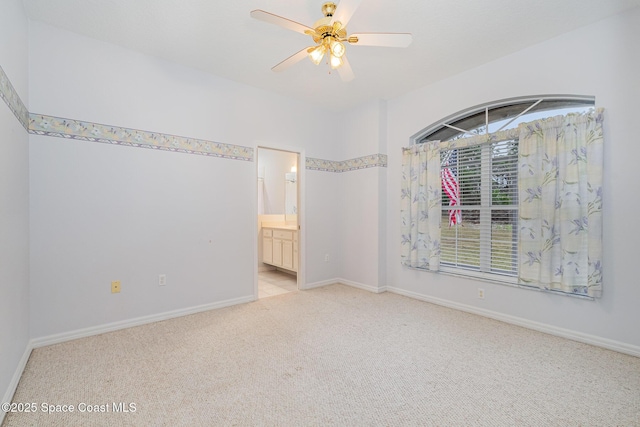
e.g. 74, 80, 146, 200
28, 113, 388, 170
0, 65, 29, 130
2, 65, 387, 170
306, 154, 387, 172
29, 113, 254, 161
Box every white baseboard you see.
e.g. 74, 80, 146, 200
338, 278, 386, 294
31, 294, 255, 349
301, 278, 339, 290
301, 278, 386, 294
386, 286, 640, 358
1, 343, 33, 425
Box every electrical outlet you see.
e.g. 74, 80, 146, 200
159, 274, 167, 286
324, 254, 329, 263
111, 280, 121, 293
478, 288, 485, 299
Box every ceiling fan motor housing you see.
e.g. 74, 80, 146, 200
308, 2, 353, 69
312, 2, 347, 45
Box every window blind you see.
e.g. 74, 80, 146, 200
440, 139, 518, 277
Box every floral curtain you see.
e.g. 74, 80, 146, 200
400, 142, 442, 270
518, 109, 604, 298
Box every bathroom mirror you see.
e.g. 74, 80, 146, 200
285, 172, 297, 215
257, 148, 298, 218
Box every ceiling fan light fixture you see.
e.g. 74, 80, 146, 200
309, 44, 326, 65
330, 39, 346, 57
330, 53, 343, 69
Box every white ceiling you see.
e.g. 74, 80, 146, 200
22, 0, 640, 112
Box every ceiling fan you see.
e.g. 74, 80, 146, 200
250, 0, 412, 82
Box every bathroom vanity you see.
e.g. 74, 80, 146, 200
262, 226, 298, 272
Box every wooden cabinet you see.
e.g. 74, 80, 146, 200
282, 239, 293, 270
262, 227, 298, 272
273, 237, 283, 266
293, 232, 298, 272
262, 229, 273, 264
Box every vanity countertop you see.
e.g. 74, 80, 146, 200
262, 224, 298, 231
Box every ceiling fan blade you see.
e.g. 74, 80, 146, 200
272, 48, 310, 72
337, 56, 355, 82
348, 33, 413, 48
250, 10, 314, 35
330, 0, 363, 27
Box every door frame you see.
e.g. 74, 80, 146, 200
254, 144, 305, 299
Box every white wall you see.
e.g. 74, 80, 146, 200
0, 0, 30, 408
338, 100, 387, 289
339, 100, 385, 160
386, 8, 640, 348
305, 170, 343, 283
340, 167, 382, 288
29, 137, 257, 336
28, 21, 343, 338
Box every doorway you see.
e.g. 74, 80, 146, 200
256, 147, 301, 298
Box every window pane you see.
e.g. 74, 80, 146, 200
441, 146, 482, 207
441, 210, 480, 270
458, 146, 482, 206
419, 99, 594, 142
487, 104, 594, 133
491, 209, 518, 275
491, 140, 518, 206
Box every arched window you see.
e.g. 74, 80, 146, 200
402, 96, 602, 298
415, 96, 595, 143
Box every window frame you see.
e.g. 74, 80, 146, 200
410, 95, 596, 286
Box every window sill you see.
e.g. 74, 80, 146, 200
404, 265, 594, 300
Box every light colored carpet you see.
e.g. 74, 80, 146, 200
3, 284, 640, 426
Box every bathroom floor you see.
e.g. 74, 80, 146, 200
258, 269, 297, 299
